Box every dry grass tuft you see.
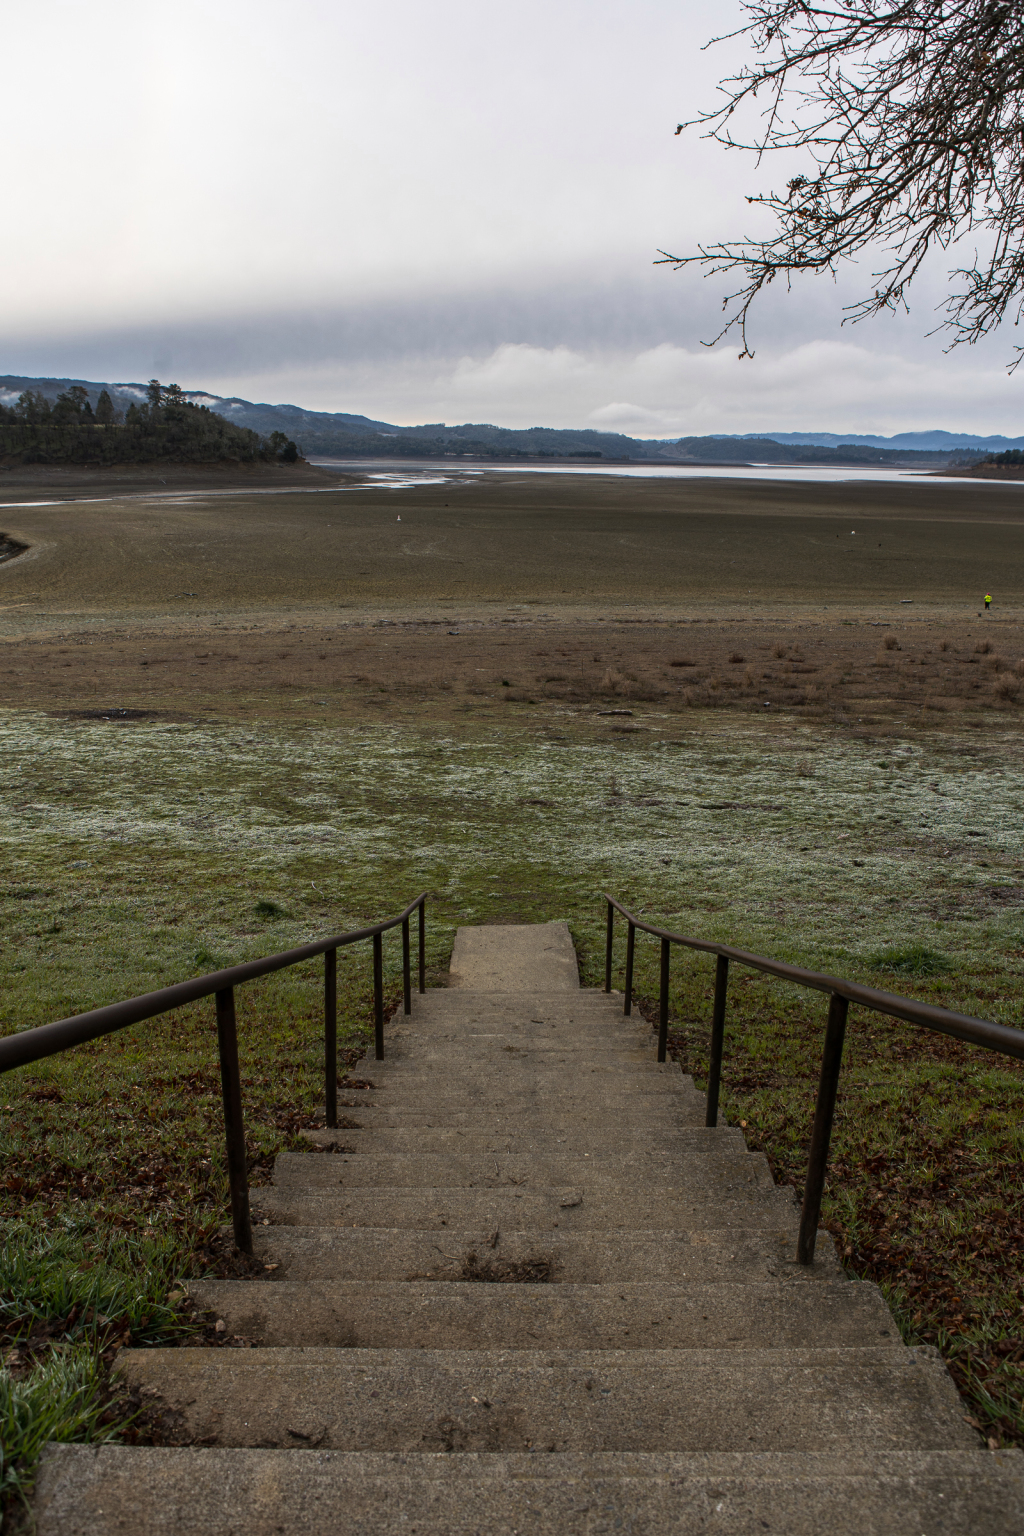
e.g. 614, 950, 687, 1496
884, 635, 901, 651
728, 651, 745, 664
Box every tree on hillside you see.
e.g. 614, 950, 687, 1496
663, 0, 1024, 364
15, 390, 51, 424
95, 390, 116, 425
53, 386, 93, 423
146, 379, 163, 409
267, 430, 300, 462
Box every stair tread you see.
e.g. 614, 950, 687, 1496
34, 1446, 1024, 1536
247, 1225, 842, 1282
181, 1275, 896, 1350
115, 1344, 975, 1454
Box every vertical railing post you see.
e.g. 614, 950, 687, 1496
797, 992, 849, 1265
324, 947, 337, 1129
623, 922, 635, 1016
373, 931, 385, 1059
418, 899, 426, 994
604, 901, 614, 992
402, 917, 412, 1016
215, 986, 253, 1255
705, 954, 729, 1128
657, 937, 670, 1062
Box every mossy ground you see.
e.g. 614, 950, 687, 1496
1, 703, 1022, 1510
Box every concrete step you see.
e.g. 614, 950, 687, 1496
348, 1056, 684, 1081
34, 1446, 1024, 1536
399, 991, 641, 1010
330, 1105, 711, 1128
251, 1183, 798, 1230
408, 987, 632, 1012
301, 1125, 745, 1154
366, 1041, 665, 1062
248, 1224, 843, 1284
335, 1089, 700, 1113
181, 1277, 896, 1351
447, 922, 581, 990
398, 1001, 662, 1029
113, 1344, 975, 1454
271, 1149, 774, 1191
404, 1002, 647, 1014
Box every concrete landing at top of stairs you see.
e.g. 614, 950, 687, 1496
448, 921, 579, 991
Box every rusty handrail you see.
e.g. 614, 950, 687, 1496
0, 892, 428, 1253
602, 893, 1024, 1265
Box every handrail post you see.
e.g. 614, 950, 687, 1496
705, 955, 729, 1128
324, 948, 337, 1129
373, 931, 385, 1059
402, 917, 412, 1016
623, 922, 635, 1016
657, 937, 670, 1062
418, 898, 426, 994
797, 992, 849, 1265
215, 986, 253, 1255
604, 901, 614, 992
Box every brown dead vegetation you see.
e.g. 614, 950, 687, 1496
2, 615, 1022, 733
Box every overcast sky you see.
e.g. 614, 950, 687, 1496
5, 0, 1022, 435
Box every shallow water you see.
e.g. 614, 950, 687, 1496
311, 457, 1022, 492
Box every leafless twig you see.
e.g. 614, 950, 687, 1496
662, 1, 1024, 367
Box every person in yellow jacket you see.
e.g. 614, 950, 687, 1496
985, 594, 993, 610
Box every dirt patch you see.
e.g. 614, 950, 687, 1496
4, 613, 1023, 734
57, 707, 167, 722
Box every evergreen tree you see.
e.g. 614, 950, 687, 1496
95, 390, 115, 425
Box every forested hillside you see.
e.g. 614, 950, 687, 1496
0, 382, 299, 466
673, 436, 966, 468
0, 374, 1004, 467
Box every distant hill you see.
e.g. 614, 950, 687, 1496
0, 374, 1013, 464
671, 437, 962, 467
0, 380, 299, 467
725, 429, 1024, 452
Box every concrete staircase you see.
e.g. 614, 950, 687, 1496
35, 922, 1023, 1532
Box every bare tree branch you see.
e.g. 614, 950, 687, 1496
662, 1, 1024, 366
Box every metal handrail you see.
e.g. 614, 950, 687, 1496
0, 892, 428, 1254
603, 893, 1024, 1265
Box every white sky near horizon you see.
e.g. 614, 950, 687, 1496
4, 0, 1022, 437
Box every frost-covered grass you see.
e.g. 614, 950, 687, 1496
1, 710, 1023, 1024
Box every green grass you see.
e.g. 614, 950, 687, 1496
1, 1342, 130, 1517
868, 945, 954, 976
0, 1225, 198, 1516
1, 704, 1023, 1496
